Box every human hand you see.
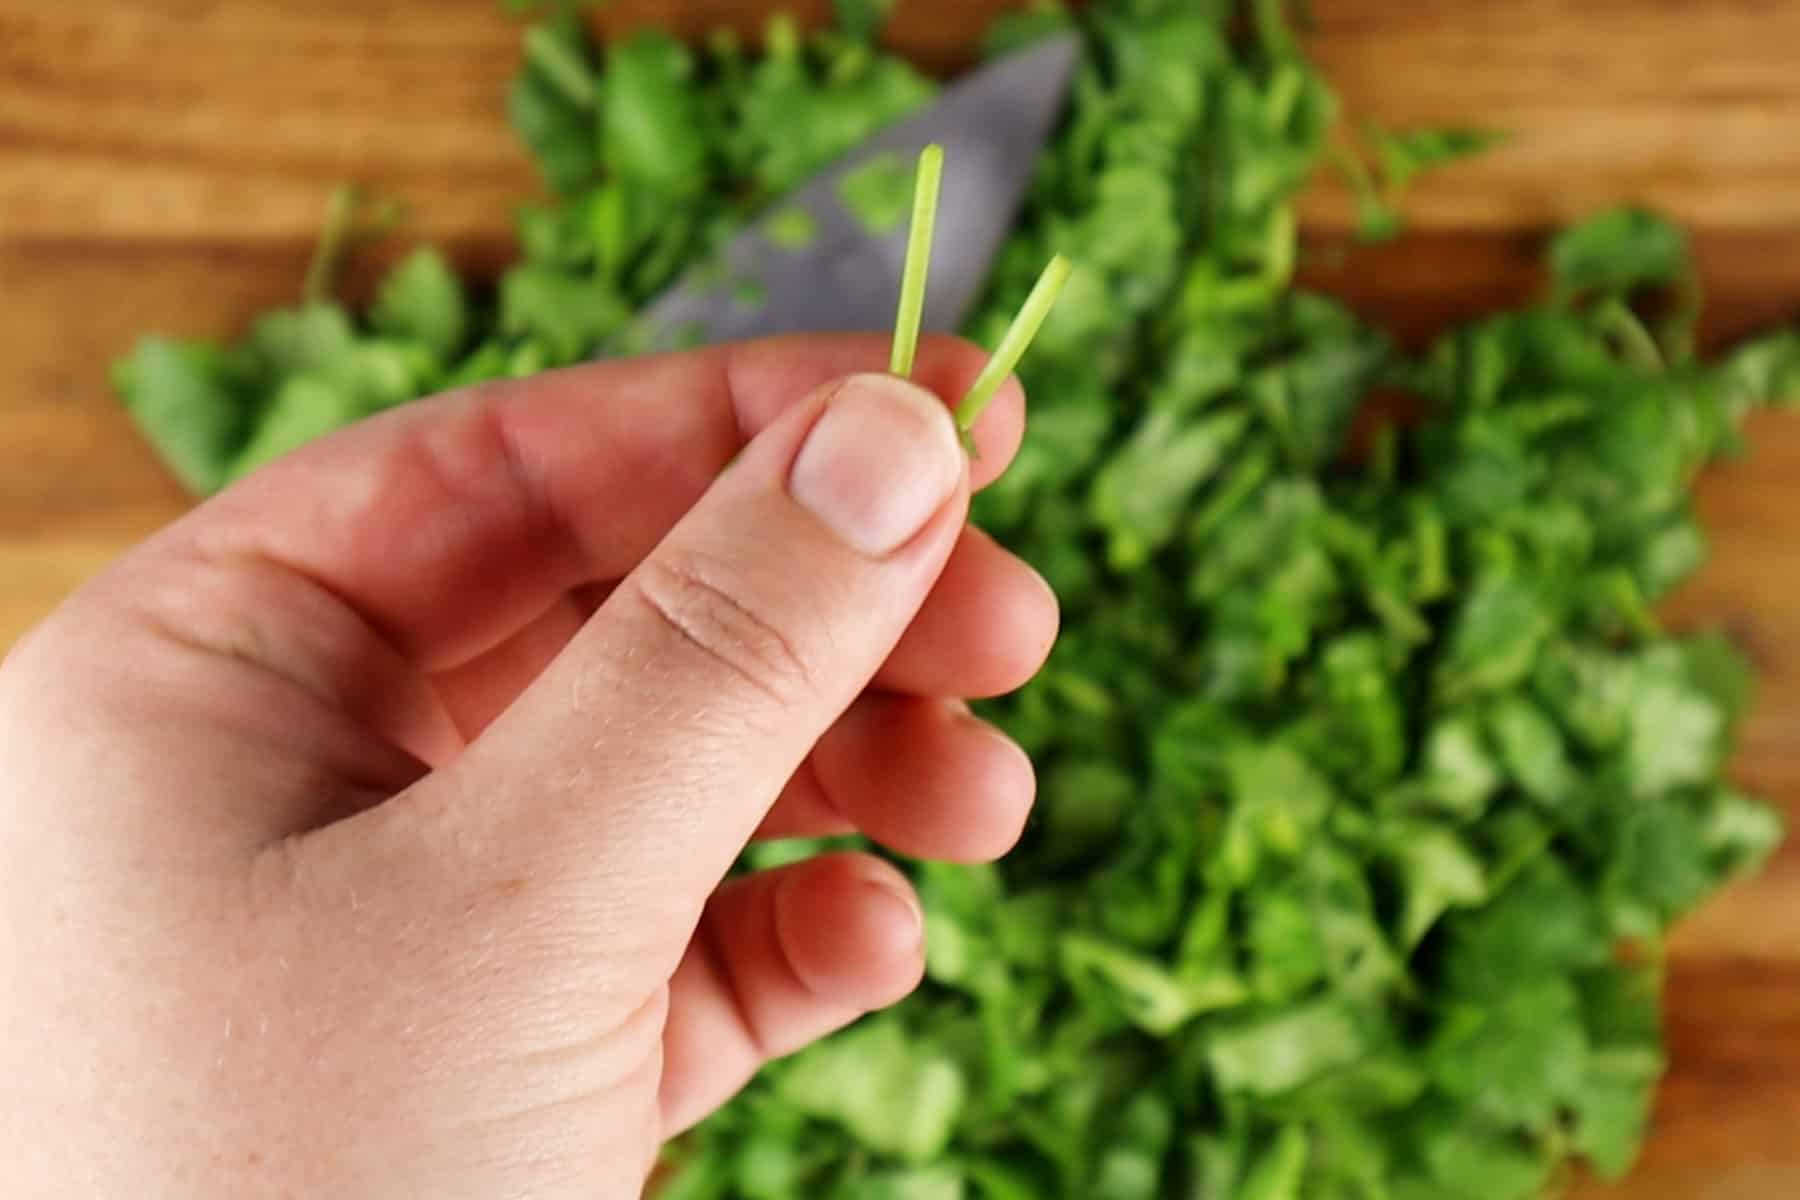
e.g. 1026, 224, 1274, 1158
0, 337, 1056, 1198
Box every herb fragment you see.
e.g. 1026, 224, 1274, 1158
837, 151, 916, 235
889, 143, 943, 379
765, 206, 819, 250
957, 254, 1072, 438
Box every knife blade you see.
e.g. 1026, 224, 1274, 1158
620, 32, 1081, 354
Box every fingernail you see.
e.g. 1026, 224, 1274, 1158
789, 374, 963, 557
860, 871, 925, 949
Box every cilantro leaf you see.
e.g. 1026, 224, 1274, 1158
602, 32, 708, 195
837, 152, 916, 235
372, 248, 470, 359
1550, 206, 1691, 298
114, 337, 248, 494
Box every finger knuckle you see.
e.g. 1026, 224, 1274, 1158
632, 551, 815, 704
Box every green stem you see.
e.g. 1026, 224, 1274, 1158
1596, 297, 1664, 371
302, 184, 359, 306
524, 24, 596, 110
889, 144, 944, 379
957, 255, 1073, 436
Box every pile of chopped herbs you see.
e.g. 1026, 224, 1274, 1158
112, 1, 1800, 1197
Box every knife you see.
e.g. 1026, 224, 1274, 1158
619, 32, 1082, 354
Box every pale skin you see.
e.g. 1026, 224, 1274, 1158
0, 336, 1058, 1198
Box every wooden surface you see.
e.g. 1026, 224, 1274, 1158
4, 1, 1799, 1193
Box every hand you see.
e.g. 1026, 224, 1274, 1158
0, 337, 1056, 1198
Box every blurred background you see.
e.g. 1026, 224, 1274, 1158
4, 2, 1800, 1195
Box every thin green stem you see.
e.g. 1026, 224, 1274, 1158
889, 143, 944, 378
1596, 296, 1664, 371
524, 24, 597, 109
957, 254, 1073, 435
302, 184, 359, 306
300, 186, 404, 307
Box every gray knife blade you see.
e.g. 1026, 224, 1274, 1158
622, 33, 1081, 353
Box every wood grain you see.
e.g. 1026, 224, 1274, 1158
1300, 0, 1800, 235
3, 1, 1799, 1191
0, 1, 531, 243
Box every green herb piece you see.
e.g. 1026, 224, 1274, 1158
1550, 206, 1691, 298
602, 32, 706, 196
228, 375, 367, 480
731, 276, 767, 310
113, 338, 246, 494
301, 185, 359, 306
371, 248, 469, 360
299, 185, 403, 306
765, 206, 819, 250
1373, 124, 1507, 192
834, 0, 896, 43
1338, 123, 1505, 242
499, 264, 630, 362
522, 19, 596, 109
774, 1017, 967, 1163
889, 143, 943, 378
247, 302, 358, 378
1208, 1000, 1369, 1097
836, 151, 915, 235
507, 16, 601, 195
956, 254, 1072, 437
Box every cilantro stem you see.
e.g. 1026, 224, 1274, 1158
889, 143, 943, 379
957, 254, 1073, 435
302, 184, 359, 307
1596, 297, 1665, 370
524, 24, 597, 110
301, 185, 405, 308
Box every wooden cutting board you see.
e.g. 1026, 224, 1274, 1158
3, 2, 1798, 1194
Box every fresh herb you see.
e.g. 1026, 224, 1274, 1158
890, 144, 944, 379
1373, 124, 1507, 192
372, 248, 470, 360
1338, 122, 1506, 243
522, 19, 597, 109
886, 142, 1067, 436
301, 184, 404, 305
838, 151, 918, 235
506, 12, 603, 195
765, 206, 819, 250
111, 4, 1795, 1198
834, 0, 896, 44
957, 254, 1072, 438
111, 338, 246, 495
1549, 205, 1693, 299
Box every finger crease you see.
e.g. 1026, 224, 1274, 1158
698, 905, 775, 1064
487, 397, 588, 582
632, 558, 810, 704
131, 559, 345, 711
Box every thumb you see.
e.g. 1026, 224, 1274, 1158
346, 372, 967, 954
